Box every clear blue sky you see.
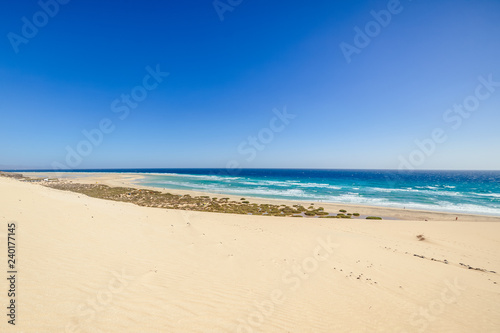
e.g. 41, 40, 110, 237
1, 0, 499, 170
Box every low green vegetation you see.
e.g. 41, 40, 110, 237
366, 216, 382, 220
37, 180, 353, 219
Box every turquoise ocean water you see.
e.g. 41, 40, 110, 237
127, 169, 500, 216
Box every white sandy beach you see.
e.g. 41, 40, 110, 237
1, 175, 500, 332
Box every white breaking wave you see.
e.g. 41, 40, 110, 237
200, 186, 309, 198
154, 173, 243, 182
239, 180, 295, 187
472, 193, 500, 199
369, 187, 464, 197
238, 179, 342, 190
320, 196, 500, 216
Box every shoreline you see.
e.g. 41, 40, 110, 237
17, 171, 500, 222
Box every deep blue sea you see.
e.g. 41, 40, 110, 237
17, 169, 500, 216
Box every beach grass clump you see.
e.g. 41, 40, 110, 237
0, 172, 24, 179
339, 209, 347, 213
280, 207, 295, 214
242, 201, 250, 204
293, 205, 306, 212
304, 211, 316, 216
353, 213, 360, 216
366, 216, 382, 220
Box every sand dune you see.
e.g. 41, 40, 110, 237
1, 176, 499, 332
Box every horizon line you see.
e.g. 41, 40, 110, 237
4, 168, 500, 172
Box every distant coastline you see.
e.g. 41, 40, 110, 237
6, 170, 500, 222
10, 168, 500, 217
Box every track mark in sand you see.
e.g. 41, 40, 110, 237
381, 246, 497, 274
458, 262, 496, 273
332, 262, 378, 285
487, 278, 498, 285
